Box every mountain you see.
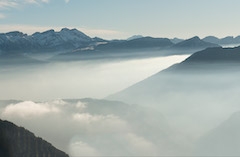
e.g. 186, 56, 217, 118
0, 28, 93, 54
0, 119, 69, 157
202, 36, 219, 44
92, 37, 108, 43
0, 31, 35, 53
53, 36, 223, 62
32, 28, 92, 51
52, 37, 175, 61
170, 38, 184, 44
3, 29, 240, 63
182, 46, 240, 63
163, 46, 240, 72
203, 35, 240, 46
95, 37, 174, 51
195, 111, 240, 156
171, 36, 219, 50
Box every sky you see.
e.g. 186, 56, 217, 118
0, 0, 240, 39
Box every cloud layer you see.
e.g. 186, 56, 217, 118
0, 99, 174, 156
2, 101, 59, 118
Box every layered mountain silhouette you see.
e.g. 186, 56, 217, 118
203, 35, 240, 45
0, 119, 69, 157
0, 28, 223, 62
53, 36, 220, 61
95, 37, 174, 51
171, 36, 219, 50
1, 28, 239, 57
170, 38, 184, 44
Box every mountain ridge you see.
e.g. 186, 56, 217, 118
203, 35, 240, 45
0, 28, 93, 53
1, 28, 240, 62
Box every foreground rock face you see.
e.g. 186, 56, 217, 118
0, 119, 69, 157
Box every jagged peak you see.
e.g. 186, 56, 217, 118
60, 28, 81, 33
5, 31, 26, 37
59, 28, 89, 37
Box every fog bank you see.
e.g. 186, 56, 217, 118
0, 55, 189, 101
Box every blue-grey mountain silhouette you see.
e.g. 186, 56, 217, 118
170, 38, 184, 44
203, 35, 240, 45
171, 36, 219, 50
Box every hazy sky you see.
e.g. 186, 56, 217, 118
0, 0, 240, 39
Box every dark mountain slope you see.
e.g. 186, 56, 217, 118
166, 46, 240, 72
184, 46, 240, 63
0, 119, 69, 157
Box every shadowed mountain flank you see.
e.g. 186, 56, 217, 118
0, 119, 69, 157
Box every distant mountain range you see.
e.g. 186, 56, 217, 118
0, 28, 93, 53
1, 28, 240, 63
203, 36, 240, 45
171, 36, 219, 50
53, 36, 220, 61
0, 119, 69, 157
0, 28, 94, 53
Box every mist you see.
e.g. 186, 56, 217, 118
0, 99, 181, 156
0, 55, 188, 101
108, 61, 240, 156
1, 51, 240, 156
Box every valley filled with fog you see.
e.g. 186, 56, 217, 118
2, 0, 240, 156
0, 55, 190, 156
2, 46, 240, 156
1, 28, 240, 156
0, 55, 188, 101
